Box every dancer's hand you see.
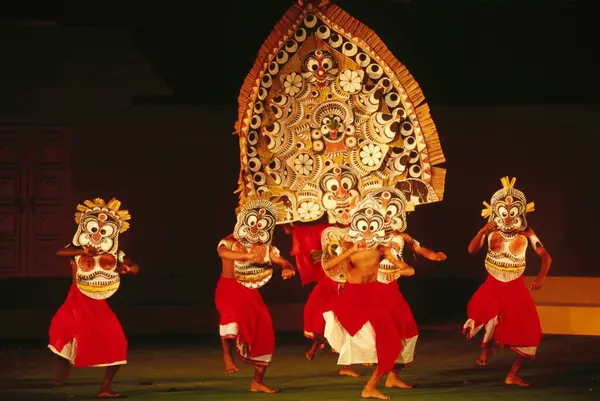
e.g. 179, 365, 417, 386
310, 250, 323, 264
351, 240, 366, 253
83, 247, 98, 256
530, 275, 545, 290
480, 221, 497, 235
434, 251, 447, 261
282, 267, 296, 280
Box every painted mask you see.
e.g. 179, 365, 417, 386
482, 177, 535, 233
368, 187, 409, 232
348, 195, 389, 248
319, 165, 360, 225
302, 49, 338, 89
234, 197, 278, 247
72, 198, 131, 299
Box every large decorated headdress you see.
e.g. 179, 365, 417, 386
481, 177, 535, 232
73, 198, 131, 254
348, 194, 390, 248
234, 194, 280, 246
233, 0, 446, 224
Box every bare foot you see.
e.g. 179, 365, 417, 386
305, 342, 319, 361
250, 380, 279, 393
224, 358, 240, 375
476, 347, 495, 366
339, 366, 361, 377
361, 387, 390, 399
97, 389, 123, 398
505, 375, 530, 387
385, 374, 413, 389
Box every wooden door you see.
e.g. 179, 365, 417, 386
0, 124, 72, 277
0, 127, 26, 277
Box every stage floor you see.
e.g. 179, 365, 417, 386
1, 330, 598, 400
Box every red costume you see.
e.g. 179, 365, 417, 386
49, 284, 127, 367
48, 197, 133, 368
215, 277, 274, 366
290, 223, 340, 339
465, 275, 541, 356
324, 282, 418, 373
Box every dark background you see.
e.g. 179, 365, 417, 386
0, 0, 597, 336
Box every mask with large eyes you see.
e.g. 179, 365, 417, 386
234, 200, 278, 246
348, 197, 388, 247
73, 212, 120, 254
369, 188, 407, 232
492, 196, 525, 232
319, 166, 360, 224
302, 50, 339, 89
320, 114, 345, 143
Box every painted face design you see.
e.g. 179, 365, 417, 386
348, 196, 388, 248
73, 212, 120, 254
319, 165, 360, 225
369, 188, 407, 232
75, 253, 121, 300
302, 50, 338, 89
234, 199, 278, 246
492, 194, 526, 232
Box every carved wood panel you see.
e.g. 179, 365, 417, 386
0, 124, 71, 277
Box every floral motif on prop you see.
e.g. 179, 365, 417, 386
234, 0, 446, 223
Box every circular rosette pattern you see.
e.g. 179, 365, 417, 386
348, 140, 389, 177
320, 226, 349, 283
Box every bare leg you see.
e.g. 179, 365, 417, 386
476, 342, 494, 366
97, 365, 121, 398
339, 365, 361, 377
505, 355, 530, 387
221, 338, 240, 374
306, 339, 323, 361
53, 356, 71, 386
361, 367, 389, 399
385, 365, 412, 389
250, 365, 279, 393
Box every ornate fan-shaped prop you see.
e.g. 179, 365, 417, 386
234, 0, 446, 223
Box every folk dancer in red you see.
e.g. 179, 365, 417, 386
463, 177, 552, 386
49, 198, 139, 398
216, 196, 296, 393
322, 195, 418, 399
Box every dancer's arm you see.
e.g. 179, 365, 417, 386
322, 241, 363, 271
116, 250, 139, 275
468, 222, 497, 254
398, 233, 447, 262
217, 239, 259, 262
381, 246, 415, 276
524, 228, 552, 290
57, 245, 95, 257
270, 247, 296, 280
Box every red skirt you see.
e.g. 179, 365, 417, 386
464, 275, 542, 357
303, 275, 339, 338
324, 281, 418, 373
291, 223, 330, 285
48, 284, 127, 367
215, 276, 274, 366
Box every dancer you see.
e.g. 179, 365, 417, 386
323, 195, 418, 399
283, 221, 339, 360
463, 177, 552, 386
369, 187, 446, 287
216, 196, 296, 393
49, 198, 139, 398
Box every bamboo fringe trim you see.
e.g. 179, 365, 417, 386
430, 167, 446, 202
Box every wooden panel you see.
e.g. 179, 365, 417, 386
26, 126, 72, 277
0, 128, 25, 277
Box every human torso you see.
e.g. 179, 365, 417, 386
347, 248, 381, 284
74, 250, 124, 299
485, 230, 528, 282
218, 236, 276, 289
